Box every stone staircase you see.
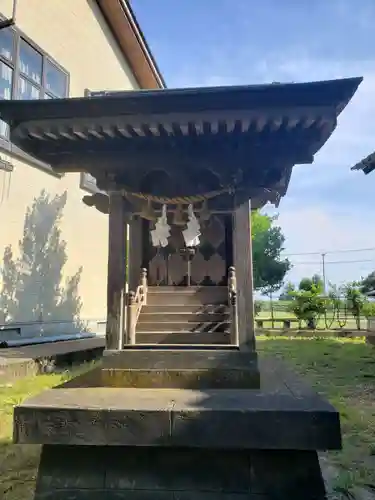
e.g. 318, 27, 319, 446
136, 286, 231, 344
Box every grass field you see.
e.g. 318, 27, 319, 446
1, 339, 375, 498
258, 336, 375, 492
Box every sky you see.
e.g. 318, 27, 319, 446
131, 0, 375, 289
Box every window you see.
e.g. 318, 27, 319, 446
0, 61, 13, 138
0, 25, 14, 61
0, 27, 14, 138
0, 21, 69, 173
45, 59, 68, 98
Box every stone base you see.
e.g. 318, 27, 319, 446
34, 445, 326, 499
14, 357, 341, 451
101, 348, 260, 388
13, 352, 341, 500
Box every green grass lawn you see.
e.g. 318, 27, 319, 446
258, 336, 375, 490
0, 365, 94, 500
1, 339, 375, 498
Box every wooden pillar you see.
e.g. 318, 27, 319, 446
233, 199, 256, 350
128, 216, 143, 291
106, 192, 128, 351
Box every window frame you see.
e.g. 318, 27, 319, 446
0, 15, 70, 176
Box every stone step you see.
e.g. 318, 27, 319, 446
142, 304, 228, 314
102, 348, 258, 370
147, 286, 227, 293
147, 286, 227, 306
101, 348, 260, 389
138, 312, 229, 323
136, 331, 231, 344
118, 344, 240, 351
137, 321, 229, 332
147, 294, 227, 306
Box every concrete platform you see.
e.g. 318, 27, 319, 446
0, 356, 38, 384
13, 353, 340, 499
14, 387, 340, 451
0, 337, 104, 381
14, 357, 340, 451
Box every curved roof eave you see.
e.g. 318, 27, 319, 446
0, 77, 363, 126
351, 150, 375, 175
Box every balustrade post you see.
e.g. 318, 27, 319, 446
228, 266, 239, 345
140, 268, 148, 305
127, 291, 137, 345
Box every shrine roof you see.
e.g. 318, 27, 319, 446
0, 77, 362, 212
0, 77, 362, 126
351, 150, 375, 175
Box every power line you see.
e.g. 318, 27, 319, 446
284, 247, 375, 257
292, 259, 375, 265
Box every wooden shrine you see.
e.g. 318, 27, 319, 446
0, 76, 362, 499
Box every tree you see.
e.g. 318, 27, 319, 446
288, 275, 327, 329
279, 282, 295, 301
362, 301, 375, 319
343, 281, 366, 330
251, 211, 291, 292
360, 271, 375, 295
299, 274, 324, 294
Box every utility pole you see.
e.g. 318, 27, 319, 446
322, 252, 327, 293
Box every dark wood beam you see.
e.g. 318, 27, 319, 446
24, 119, 323, 157
106, 193, 128, 351
25, 142, 314, 195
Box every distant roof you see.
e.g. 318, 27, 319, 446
351, 150, 375, 175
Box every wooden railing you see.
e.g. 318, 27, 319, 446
228, 266, 239, 344
127, 268, 148, 344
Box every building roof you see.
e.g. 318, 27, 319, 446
0, 76, 362, 211
95, 0, 165, 89
351, 150, 375, 175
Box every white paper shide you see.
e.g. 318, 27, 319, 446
151, 204, 171, 247
183, 204, 201, 247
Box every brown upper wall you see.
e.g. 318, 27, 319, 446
96, 0, 165, 89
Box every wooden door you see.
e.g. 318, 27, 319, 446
146, 214, 232, 286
